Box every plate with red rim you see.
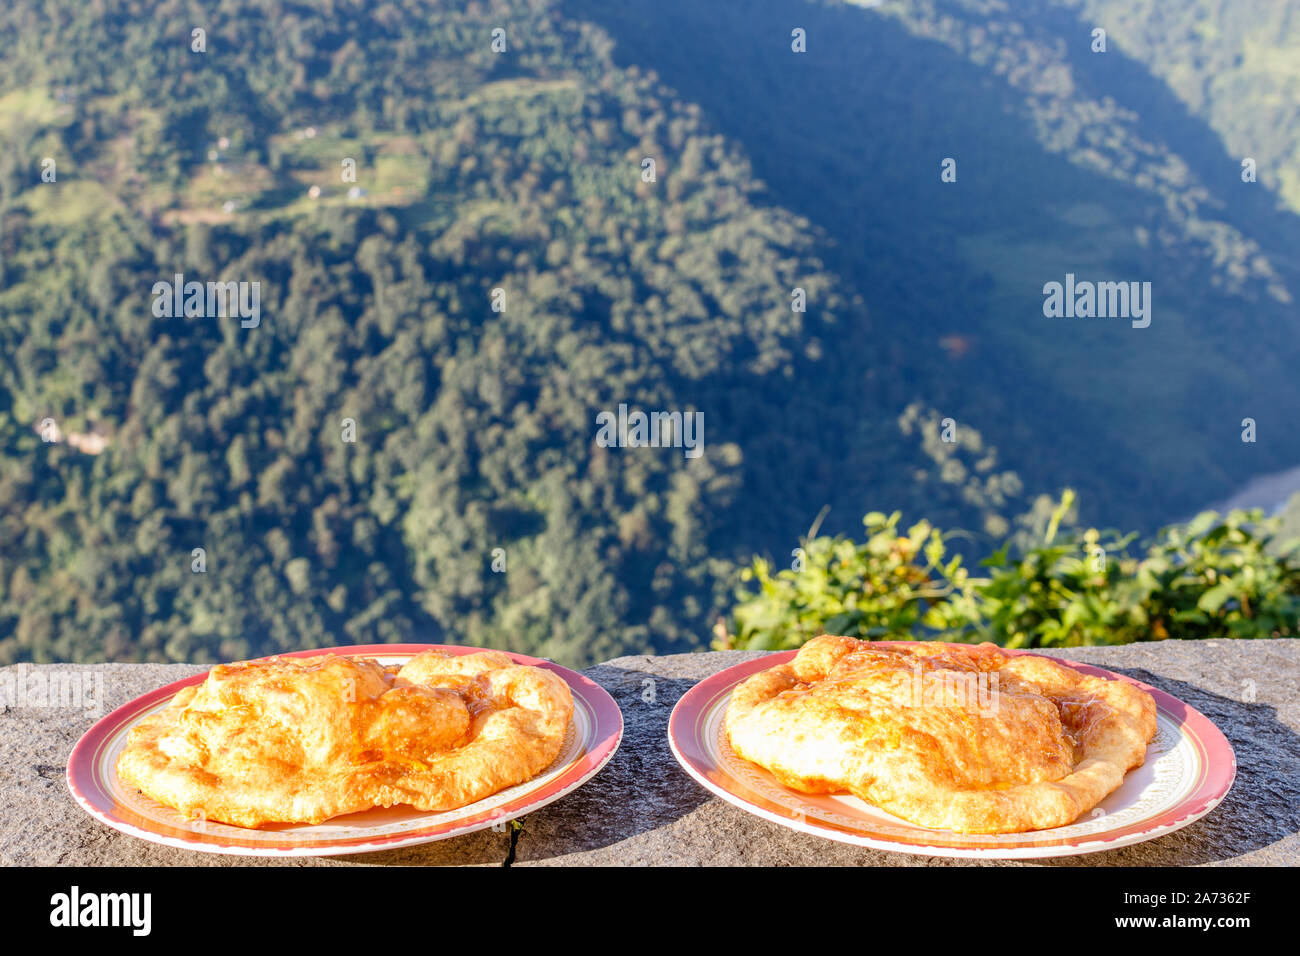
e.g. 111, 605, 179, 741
67, 644, 622, 857
668, 643, 1236, 859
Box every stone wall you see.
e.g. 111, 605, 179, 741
2, 641, 1296, 866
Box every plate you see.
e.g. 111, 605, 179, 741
68, 644, 622, 857
668, 644, 1235, 858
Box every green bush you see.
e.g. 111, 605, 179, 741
719, 491, 1300, 650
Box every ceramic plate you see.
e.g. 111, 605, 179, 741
68, 644, 622, 856
668, 645, 1235, 858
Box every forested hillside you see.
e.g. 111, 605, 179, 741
1073, 0, 1300, 213
1, 0, 1297, 666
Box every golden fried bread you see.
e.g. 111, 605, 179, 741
116, 650, 573, 828
724, 636, 1157, 833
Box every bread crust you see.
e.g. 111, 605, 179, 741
116, 650, 573, 828
723, 636, 1157, 834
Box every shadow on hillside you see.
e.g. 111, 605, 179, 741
560, 0, 1300, 543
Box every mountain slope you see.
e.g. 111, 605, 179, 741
2, 0, 1297, 665
1, 0, 957, 665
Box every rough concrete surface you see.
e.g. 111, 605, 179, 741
2, 641, 1296, 866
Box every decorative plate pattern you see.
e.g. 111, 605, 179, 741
68, 644, 622, 857
668, 645, 1235, 858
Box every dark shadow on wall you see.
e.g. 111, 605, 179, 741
503, 667, 710, 861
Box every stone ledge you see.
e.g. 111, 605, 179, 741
2, 641, 1296, 866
